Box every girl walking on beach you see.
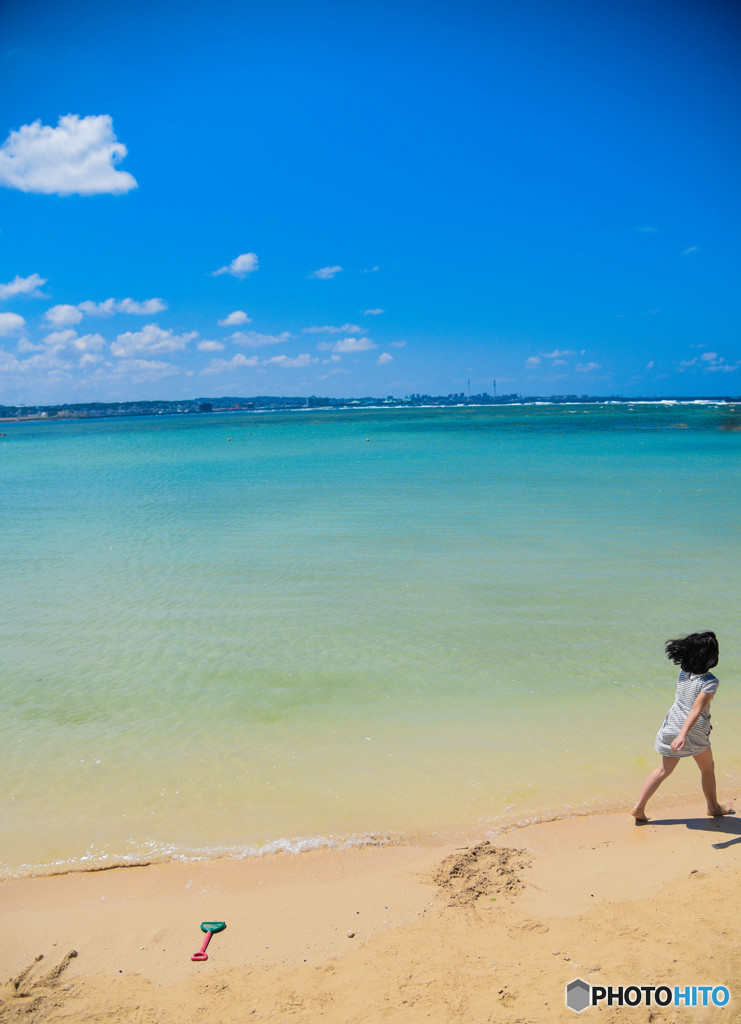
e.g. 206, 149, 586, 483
632, 631, 732, 823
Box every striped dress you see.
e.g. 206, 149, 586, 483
654, 670, 719, 757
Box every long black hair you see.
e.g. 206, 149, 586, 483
665, 631, 719, 675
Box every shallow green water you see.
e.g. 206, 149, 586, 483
1, 403, 740, 875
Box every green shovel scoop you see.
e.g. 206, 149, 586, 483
191, 921, 226, 961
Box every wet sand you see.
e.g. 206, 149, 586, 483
2, 798, 741, 1023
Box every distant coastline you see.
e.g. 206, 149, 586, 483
1, 392, 740, 423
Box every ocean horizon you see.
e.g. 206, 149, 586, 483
2, 402, 739, 877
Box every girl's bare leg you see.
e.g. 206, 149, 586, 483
693, 747, 733, 816
631, 756, 680, 821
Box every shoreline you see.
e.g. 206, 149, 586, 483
1, 395, 738, 427
3, 795, 741, 1022
2, 784, 731, 884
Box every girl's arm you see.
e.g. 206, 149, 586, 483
671, 692, 714, 753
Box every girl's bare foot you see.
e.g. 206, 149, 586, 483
631, 807, 649, 823
707, 804, 734, 816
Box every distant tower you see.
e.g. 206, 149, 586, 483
467, 378, 471, 401
492, 378, 497, 397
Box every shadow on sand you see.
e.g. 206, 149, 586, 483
644, 813, 741, 849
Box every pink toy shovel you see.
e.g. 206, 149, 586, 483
191, 921, 226, 961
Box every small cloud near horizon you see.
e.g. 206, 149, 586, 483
265, 353, 316, 368
317, 336, 376, 354
231, 330, 293, 348
679, 351, 739, 373
0, 273, 48, 300
46, 298, 167, 324
0, 312, 26, 335
202, 353, 259, 375
363, 308, 384, 315
542, 349, 576, 359
303, 323, 361, 334
212, 253, 259, 278
111, 323, 197, 358
218, 310, 251, 326
309, 265, 342, 280
527, 349, 579, 368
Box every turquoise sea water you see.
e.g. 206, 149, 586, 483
1, 403, 740, 876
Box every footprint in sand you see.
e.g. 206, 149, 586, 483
516, 919, 550, 934
0, 951, 78, 1021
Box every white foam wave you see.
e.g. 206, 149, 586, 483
0, 831, 396, 881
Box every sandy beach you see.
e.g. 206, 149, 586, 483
3, 795, 740, 1023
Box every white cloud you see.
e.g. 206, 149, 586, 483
390, 341, 406, 348
117, 297, 167, 315
0, 273, 47, 300
309, 265, 342, 280
363, 308, 384, 316
45, 304, 84, 327
322, 336, 376, 354
212, 252, 258, 278
43, 297, 166, 327
1, 348, 54, 374
0, 115, 137, 196
682, 246, 699, 255
575, 362, 601, 373
110, 323, 197, 357
377, 352, 393, 364
77, 297, 166, 317
41, 329, 106, 354
303, 323, 361, 334
646, 360, 655, 370
218, 310, 251, 326
198, 340, 225, 352
634, 226, 657, 233
79, 352, 104, 367
202, 353, 259, 375
1, 331, 108, 381
17, 337, 42, 353
231, 330, 293, 348
682, 351, 739, 373
679, 352, 734, 372
0, 349, 23, 374
528, 349, 582, 367
542, 349, 576, 359
106, 358, 180, 382
265, 353, 316, 368
0, 312, 26, 335
78, 298, 116, 316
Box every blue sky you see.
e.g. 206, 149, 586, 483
0, 0, 739, 403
